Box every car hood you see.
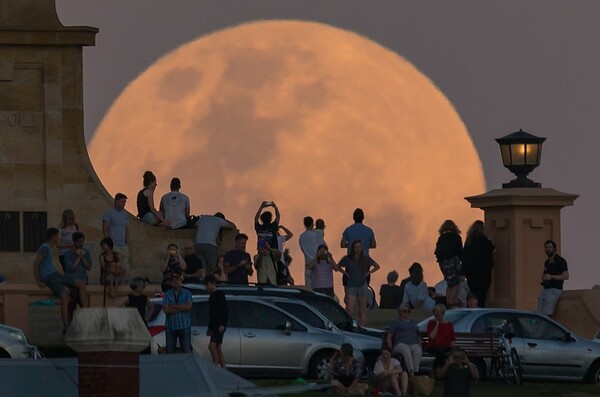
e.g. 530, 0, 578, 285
341, 331, 382, 352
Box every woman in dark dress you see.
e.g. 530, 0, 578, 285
462, 220, 495, 307
434, 220, 463, 308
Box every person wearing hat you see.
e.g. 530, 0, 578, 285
162, 272, 192, 353
254, 238, 278, 285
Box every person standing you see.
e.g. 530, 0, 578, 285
254, 201, 281, 249
224, 233, 254, 284
387, 303, 422, 375
299, 216, 325, 289
33, 228, 88, 335
162, 272, 192, 353
254, 239, 278, 285
462, 220, 495, 307
159, 177, 191, 229
537, 240, 569, 317
137, 170, 170, 227
340, 208, 376, 257
339, 240, 380, 326
434, 220, 463, 308
195, 212, 236, 275
307, 244, 340, 297
205, 274, 228, 367
102, 192, 130, 269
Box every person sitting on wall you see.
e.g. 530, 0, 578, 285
33, 228, 88, 335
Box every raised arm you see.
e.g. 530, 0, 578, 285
272, 202, 281, 224
279, 225, 293, 241
254, 201, 266, 224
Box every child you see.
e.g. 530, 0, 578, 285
120, 277, 153, 325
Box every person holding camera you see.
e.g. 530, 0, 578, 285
160, 243, 187, 292
437, 347, 479, 397
254, 201, 281, 250
307, 244, 340, 297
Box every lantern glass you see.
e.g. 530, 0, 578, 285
525, 143, 541, 165
510, 143, 526, 165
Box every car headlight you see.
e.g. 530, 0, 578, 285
9, 331, 27, 342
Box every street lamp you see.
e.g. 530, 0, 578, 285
496, 129, 546, 188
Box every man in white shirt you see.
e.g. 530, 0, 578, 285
299, 216, 325, 289
159, 177, 191, 229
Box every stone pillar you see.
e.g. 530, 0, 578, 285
465, 188, 578, 310
65, 308, 151, 397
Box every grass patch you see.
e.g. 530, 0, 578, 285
253, 379, 600, 396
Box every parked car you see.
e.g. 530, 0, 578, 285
182, 284, 384, 339
258, 296, 383, 370
417, 308, 600, 383
0, 323, 40, 359
147, 295, 364, 380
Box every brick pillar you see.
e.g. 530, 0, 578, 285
78, 351, 140, 397
465, 187, 578, 309
65, 308, 151, 397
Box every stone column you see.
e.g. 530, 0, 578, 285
465, 187, 578, 310
65, 308, 151, 397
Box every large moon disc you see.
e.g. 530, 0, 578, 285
88, 20, 485, 290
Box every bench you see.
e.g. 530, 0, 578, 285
421, 332, 503, 359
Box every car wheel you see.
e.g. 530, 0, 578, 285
587, 360, 600, 384
308, 350, 335, 380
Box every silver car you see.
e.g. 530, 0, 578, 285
0, 323, 40, 359
259, 296, 382, 371
417, 308, 600, 383
147, 295, 364, 379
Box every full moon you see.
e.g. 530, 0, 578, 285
88, 20, 485, 292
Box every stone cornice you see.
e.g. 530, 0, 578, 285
465, 187, 579, 209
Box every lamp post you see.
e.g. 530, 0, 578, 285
495, 129, 546, 188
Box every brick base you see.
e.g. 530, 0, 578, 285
78, 351, 139, 397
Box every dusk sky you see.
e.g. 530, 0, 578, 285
56, 1, 600, 290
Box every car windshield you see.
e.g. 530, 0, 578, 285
417, 309, 471, 330
302, 296, 356, 331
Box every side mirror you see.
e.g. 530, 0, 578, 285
565, 333, 576, 342
284, 320, 292, 336
326, 321, 334, 331
351, 319, 359, 331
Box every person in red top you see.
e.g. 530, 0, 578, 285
426, 303, 455, 376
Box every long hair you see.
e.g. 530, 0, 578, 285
60, 209, 75, 228
142, 170, 156, 187
438, 219, 461, 235
348, 240, 368, 273
465, 220, 485, 247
